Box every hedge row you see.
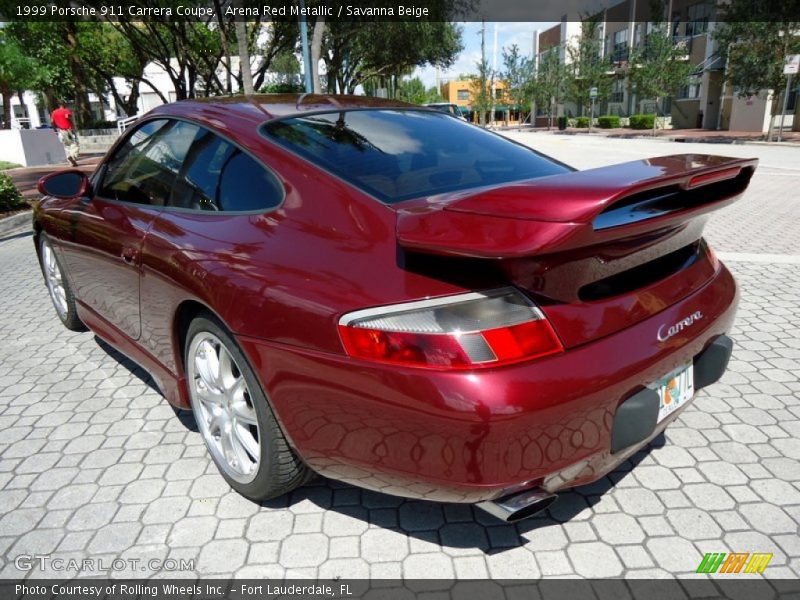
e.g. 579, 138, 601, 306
629, 114, 657, 129
597, 115, 621, 128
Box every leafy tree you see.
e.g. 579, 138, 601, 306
396, 77, 444, 104
271, 52, 301, 87
110, 5, 296, 100
0, 31, 40, 129
627, 22, 693, 135
320, 21, 463, 94
5, 22, 83, 122
502, 44, 535, 123
532, 50, 566, 129
714, 8, 800, 139
74, 23, 150, 118
565, 20, 613, 118
471, 24, 493, 126
397, 77, 428, 104
425, 86, 445, 103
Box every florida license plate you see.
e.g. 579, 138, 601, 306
653, 362, 694, 423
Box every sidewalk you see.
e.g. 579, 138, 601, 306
498, 125, 800, 145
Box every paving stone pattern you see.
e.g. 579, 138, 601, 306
0, 146, 798, 579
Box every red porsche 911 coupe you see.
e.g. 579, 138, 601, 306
34, 95, 756, 522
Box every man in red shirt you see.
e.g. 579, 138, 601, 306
50, 101, 79, 167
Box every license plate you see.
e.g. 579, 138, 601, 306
652, 362, 694, 423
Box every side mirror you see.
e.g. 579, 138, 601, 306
37, 170, 91, 200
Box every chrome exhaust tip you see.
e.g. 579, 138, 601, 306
477, 488, 558, 523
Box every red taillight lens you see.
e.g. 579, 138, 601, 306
338, 288, 563, 370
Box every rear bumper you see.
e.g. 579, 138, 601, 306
238, 263, 738, 503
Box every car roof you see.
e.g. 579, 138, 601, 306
148, 94, 421, 125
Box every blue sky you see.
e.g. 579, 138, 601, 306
414, 22, 558, 88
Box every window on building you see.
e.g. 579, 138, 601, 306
678, 77, 701, 100
686, 2, 710, 36
538, 46, 559, 65
457, 90, 470, 101
611, 79, 625, 103
611, 29, 629, 63
494, 88, 503, 99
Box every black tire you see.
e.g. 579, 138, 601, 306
184, 312, 312, 500
38, 234, 85, 332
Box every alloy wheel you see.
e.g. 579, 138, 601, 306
42, 239, 68, 318
188, 332, 261, 484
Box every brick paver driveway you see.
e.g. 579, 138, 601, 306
1, 135, 799, 580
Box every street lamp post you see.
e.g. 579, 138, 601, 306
778, 55, 799, 143
299, 0, 314, 93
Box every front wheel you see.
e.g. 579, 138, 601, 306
39, 234, 85, 331
185, 313, 311, 500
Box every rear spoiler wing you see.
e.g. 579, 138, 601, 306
396, 154, 758, 259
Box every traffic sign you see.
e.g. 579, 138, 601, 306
589, 87, 598, 99
785, 55, 800, 75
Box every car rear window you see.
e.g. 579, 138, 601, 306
262, 109, 570, 204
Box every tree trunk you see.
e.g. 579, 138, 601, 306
767, 93, 781, 142
652, 96, 659, 137
16, 91, 28, 124
64, 23, 93, 127
232, 1, 255, 95
213, 0, 233, 94
311, 18, 325, 93
1, 86, 12, 129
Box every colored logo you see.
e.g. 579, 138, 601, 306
697, 552, 773, 574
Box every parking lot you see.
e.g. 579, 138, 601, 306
1, 134, 799, 579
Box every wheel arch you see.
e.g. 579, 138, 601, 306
173, 299, 220, 378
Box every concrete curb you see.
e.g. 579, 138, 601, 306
0, 210, 33, 239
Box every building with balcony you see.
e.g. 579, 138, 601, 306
535, 0, 798, 132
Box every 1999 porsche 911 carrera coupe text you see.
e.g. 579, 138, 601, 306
34, 95, 756, 522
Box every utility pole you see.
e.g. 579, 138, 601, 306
298, 0, 313, 93
531, 29, 539, 126
778, 73, 793, 142
778, 55, 799, 142
480, 21, 486, 126
490, 22, 498, 128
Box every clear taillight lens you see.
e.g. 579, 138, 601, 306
338, 288, 563, 370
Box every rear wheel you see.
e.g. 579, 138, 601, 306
39, 234, 85, 331
185, 313, 311, 500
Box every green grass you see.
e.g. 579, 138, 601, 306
0, 161, 22, 171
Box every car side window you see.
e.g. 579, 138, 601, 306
97, 119, 200, 206
169, 128, 283, 212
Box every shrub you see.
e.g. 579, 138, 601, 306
575, 116, 591, 128
0, 173, 25, 212
629, 114, 656, 129
259, 83, 304, 94
598, 115, 621, 129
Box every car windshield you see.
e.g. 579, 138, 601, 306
261, 109, 569, 204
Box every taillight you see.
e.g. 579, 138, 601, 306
338, 288, 563, 370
